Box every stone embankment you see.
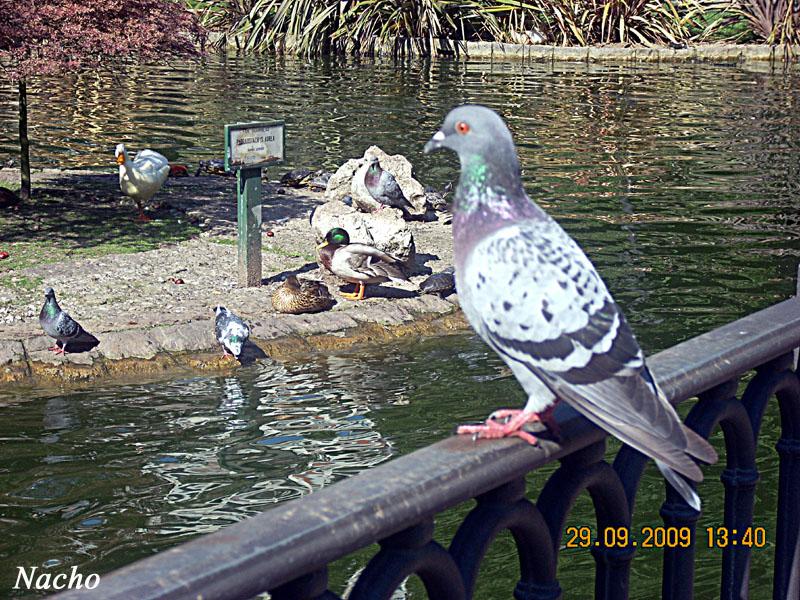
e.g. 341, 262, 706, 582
0, 164, 466, 386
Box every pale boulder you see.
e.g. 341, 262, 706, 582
325, 146, 427, 216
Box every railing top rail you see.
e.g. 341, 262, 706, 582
53, 297, 800, 600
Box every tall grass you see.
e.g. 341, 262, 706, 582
187, 0, 796, 55
700, 0, 799, 44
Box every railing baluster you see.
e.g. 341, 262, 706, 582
741, 354, 800, 599
678, 379, 757, 600
537, 441, 635, 600
449, 478, 561, 600
347, 520, 465, 600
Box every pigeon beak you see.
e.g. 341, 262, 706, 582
423, 130, 446, 154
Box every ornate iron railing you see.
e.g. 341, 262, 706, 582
53, 295, 800, 600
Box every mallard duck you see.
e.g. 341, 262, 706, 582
115, 143, 170, 222
317, 227, 408, 301
272, 275, 336, 314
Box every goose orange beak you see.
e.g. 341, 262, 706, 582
116, 154, 125, 165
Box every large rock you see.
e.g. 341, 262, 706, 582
325, 146, 427, 216
311, 200, 415, 267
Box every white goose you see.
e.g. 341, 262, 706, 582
115, 143, 170, 222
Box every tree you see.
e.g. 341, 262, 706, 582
0, 0, 204, 201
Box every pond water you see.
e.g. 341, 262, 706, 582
1, 55, 800, 598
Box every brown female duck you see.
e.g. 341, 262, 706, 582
272, 275, 335, 314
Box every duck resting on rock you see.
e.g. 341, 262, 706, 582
317, 227, 408, 301
115, 143, 170, 222
272, 275, 335, 314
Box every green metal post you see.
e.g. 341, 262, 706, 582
237, 166, 262, 287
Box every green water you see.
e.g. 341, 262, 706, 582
1, 55, 800, 597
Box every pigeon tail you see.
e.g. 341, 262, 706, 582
683, 426, 718, 464
656, 460, 701, 511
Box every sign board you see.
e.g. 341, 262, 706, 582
224, 121, 285, 171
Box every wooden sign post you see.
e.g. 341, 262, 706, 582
224, 121, 285, 287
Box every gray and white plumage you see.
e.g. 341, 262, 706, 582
364, 157, 414, 214
424, 105, 717, 510
39, 287, 99, 352
214, 306, 250, 359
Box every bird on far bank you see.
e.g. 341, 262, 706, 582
317, 227, 408, 301
271, 275, 336, 314
39, 288, 99, 355
364, 157, 414, 216
424, 104, 717, 510
115, 143, 170, 222
214, 306, 250, 360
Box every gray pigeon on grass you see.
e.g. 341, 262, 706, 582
424, 105, 717, 510
214, 306, 250, 359
364, 157, 414, 215
39, 288, 99, 354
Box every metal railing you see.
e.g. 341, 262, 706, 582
53, 295, 800, 600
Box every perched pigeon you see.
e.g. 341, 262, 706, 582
424, 105, 717, 510
364, 157, 414, 215
419, 267, 456, 298
39, 288, 99, 354
214, 306, 250, 359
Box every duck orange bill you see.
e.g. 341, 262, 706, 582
116, 155, 125, 165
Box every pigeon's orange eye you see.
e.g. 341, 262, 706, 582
455, 121, 470, 135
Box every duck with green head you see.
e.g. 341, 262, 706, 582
317, 227, 408, 301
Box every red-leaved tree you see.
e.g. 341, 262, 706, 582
0, 0, 204, 200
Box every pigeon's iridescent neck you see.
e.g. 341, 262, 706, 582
45, 300, 57, 318
452, 158, 543, 271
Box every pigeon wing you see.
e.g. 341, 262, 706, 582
465, 218, 714, 480
54, 310, 81, 340
379, 171, 413, 210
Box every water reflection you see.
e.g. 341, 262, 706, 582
0, 55, 798, 597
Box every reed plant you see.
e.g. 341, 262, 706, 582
698, 0, 799, 43
187, 0, 794, 55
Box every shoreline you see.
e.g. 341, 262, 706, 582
1, 304, 468, 388
459, 42, 798, 64
0, 168, 465, 387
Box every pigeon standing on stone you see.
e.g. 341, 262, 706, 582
364, 157, 414, 215
424, 105, 717, 510
214, 306, 250, 360
39, 288, 99, 354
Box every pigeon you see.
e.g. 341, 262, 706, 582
39, 288, 99, 354
419, 267, 456, 298
214, 306, 250, 359
363, 157, 414, 215
424, 105, 717, 510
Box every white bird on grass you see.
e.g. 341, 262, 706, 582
115, 143, 170, 222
